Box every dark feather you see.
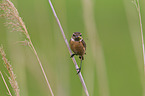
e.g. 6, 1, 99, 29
81, 40, 86, 50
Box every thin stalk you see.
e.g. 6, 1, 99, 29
0, 0, 54, 95
14, 5, 54, 95
133, 0, 145, 69
0, 45, 20, 96
47, 0, 89, 96
137, 0, 145, 69
124, 1, 145, 96
0, 71, 12, 96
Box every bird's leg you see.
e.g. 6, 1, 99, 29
77, 56, 83, 74
70, 54, 76, 58
79, 56, 81, 59
79, 56, 84, 60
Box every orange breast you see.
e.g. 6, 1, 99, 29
70, 40, 85, 56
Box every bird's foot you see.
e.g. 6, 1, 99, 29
70, 54, 75, 58
76, 67, 81, 74
79, 56, 81, 59
79, 56, 84, 60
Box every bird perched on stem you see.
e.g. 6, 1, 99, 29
69, 32, 86, 74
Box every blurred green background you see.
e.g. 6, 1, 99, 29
0, 0, 145, 96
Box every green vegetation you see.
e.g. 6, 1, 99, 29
0, 0, 144, 96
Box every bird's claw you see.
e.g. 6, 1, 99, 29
76, 67, 81, 74
70, 54, 75, 58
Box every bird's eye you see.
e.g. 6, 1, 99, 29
73, 34, 75, 36
80, 34, 82, 36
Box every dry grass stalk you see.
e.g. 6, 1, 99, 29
133, 0, 145, 70
47, 0, 89, 96
0, 0, 23, 32
0, 46, 19, 96
0, 0, 54, 96
0, 71, 12, 96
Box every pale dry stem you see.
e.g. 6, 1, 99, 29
47, 0, 89, 96
133, 0, 145, 71
0, 0, 54, 96
0, 46, 19, 96
0, 71, 12, 96
0, 0, 23, 33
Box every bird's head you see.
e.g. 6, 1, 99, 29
71, 32, 83, 41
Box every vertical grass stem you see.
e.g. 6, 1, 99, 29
0, 71, 12, 96
47, 0, 89, 96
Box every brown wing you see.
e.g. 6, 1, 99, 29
69, 39, 71, 44
81, 40, 86, 50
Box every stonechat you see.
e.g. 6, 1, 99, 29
69, 32, 86, 74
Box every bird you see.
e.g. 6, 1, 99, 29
69, 32, 86, 74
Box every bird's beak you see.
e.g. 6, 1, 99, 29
76, 35, 81, 38
78, 36, 82, 39
75, 36, 82, 41
77, 36, 81, 39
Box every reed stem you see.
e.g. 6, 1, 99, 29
47, 0, 89, 96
